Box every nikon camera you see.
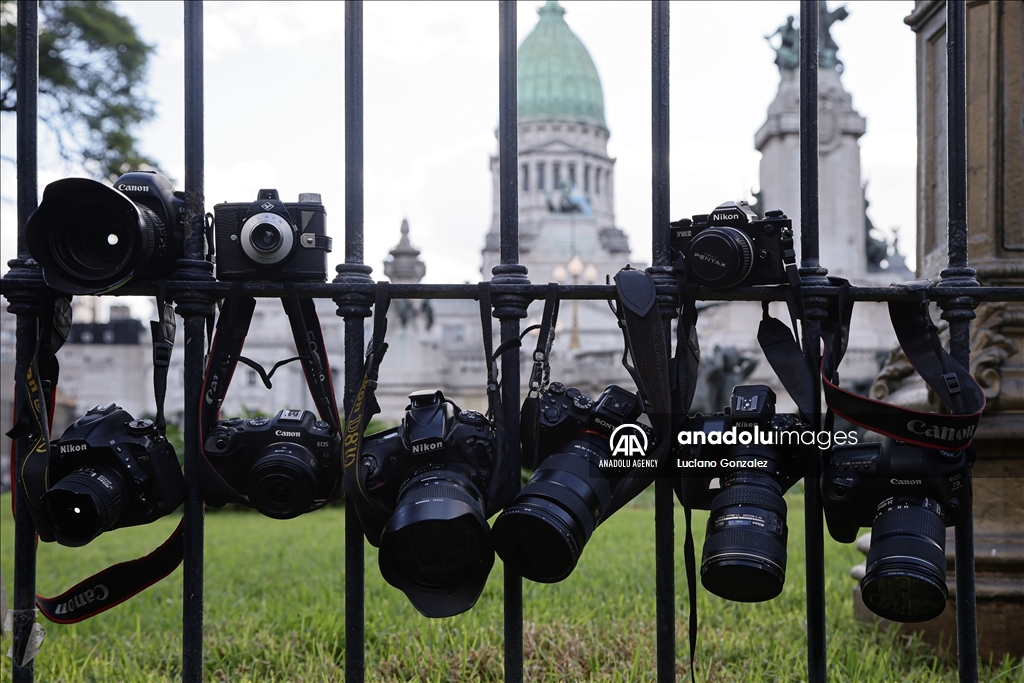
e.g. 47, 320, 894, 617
670, 200, 792, 288
44, 404, 186, 547
214, 189, 331, 281
203, 409, 341, 519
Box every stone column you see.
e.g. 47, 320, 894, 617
852, 0, 1024, 661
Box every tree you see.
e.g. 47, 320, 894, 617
1, 0, 158, 180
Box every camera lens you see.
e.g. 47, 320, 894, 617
27, 178, 170, 294
378, 470, 493, 618
44, 465, 128, 547
701, 458, 789, 602
250, 223, 283, 253
860, 498, 948, 622
686, 227, 755, 288
492, 446, 613, 583
245, 444, 318, 519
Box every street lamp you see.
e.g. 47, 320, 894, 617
552, 256, 599, 349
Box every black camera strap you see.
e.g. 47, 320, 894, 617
478, 282, 517, 518
520, 283, 560, 470
199, 284, 342, 508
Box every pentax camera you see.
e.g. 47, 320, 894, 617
670, 200, 792, 288
214, 189, 331, 281
203, 409, 341, 519
44, 403, 186, 547
492, 383, 643, 583
822, 438, 971, 622
359, 390, 498, 617
679, 385, 806, 602
27, 171, 185, 294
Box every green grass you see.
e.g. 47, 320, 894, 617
1, 491, 1020, 682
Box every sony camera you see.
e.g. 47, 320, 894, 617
43, 403, 186, 547
27, 171, 185, 294
492, 383, 644, 583
822, 438, 971, 622
670, 200, 792, 288
202, 409, 341, 519
214, 189, 331, 281
678, 385, 806, 602
359, 390, 498, 617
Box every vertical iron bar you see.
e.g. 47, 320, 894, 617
798, 2, 827, 682
340, 3, 367, 682
10, 3, 39, 681
941, 4, 979, 681
651, 3, 675, 682
497, 3, 524, 681
181, 4, 206, 681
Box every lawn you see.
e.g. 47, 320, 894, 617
1, 491, 1020, 682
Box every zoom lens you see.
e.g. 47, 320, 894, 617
44, 465, 128, 547
245, 443, 319, 519
492, 446, 613, 583
861, 498, 948, 622
378, 470, 493, 618
686, 226, 755, 288
701, 464, 788, 602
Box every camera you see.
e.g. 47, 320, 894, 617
822, 438, 970, 622
214, 189, 331, 281
359, 390, 498, 617
202, 409, 341, 519
670, 200, 791, 288
43, 403, 186, 547
680, 385, 806, 602
27, 171, 185, 295
492, 384, 643, 583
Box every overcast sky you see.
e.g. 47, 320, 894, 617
1, 1, 918, 312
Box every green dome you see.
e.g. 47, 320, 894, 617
518, 1, 606, 127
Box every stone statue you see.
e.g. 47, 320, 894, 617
765, 2, 848, 74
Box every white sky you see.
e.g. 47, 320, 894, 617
1, 1, 918, 311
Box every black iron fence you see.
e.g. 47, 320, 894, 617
4, 2, 1021, 682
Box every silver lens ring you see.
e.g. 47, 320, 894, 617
240, 212, 295, 265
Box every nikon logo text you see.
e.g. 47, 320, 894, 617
609, 424, 648, 458
54, 584, 109, 616
412, 441, 444, 454
60, 443, 87, 454
890, 478, 923, 485
118, 184, 149, 193
275, 430, 301, 437
712, 212, 740, 221
906, 420, 975, 442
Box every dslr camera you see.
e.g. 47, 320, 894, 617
822, 439, 971, 622
680, 385, 806, 602
44, 403, 186, 547
214, 189, 331, 281
203, 409, 341, 519
359, 390, 498, 617
27, 171, 185, 294
670, 200, 792, 288
492, 383, 643, 583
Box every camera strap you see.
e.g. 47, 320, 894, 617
478, 281, 517, 518
199, 284, 342, 509
520, 283, 560, 470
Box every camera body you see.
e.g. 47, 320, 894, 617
27, 170, 185, 294
44, 403, 185, 547
822, 439, 970, 543
670, 201, 791, 288
360, 390, 497, 506
203, 409, 341, 519
214, 189, 331, 282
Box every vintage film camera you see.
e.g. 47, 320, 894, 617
679, 385, 807, 602
492, 383, 644, 583
358, 390, 498, 617
670, 200, 792, 288
203, 409, 341, 520
44, 403, 186, 547
822, 439, 971, 622
27, 171, 185, 294
214, 189, 331, 281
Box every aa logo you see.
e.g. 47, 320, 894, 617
609, 424, 647, 458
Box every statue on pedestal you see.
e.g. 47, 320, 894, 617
765, 1, 849, 74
